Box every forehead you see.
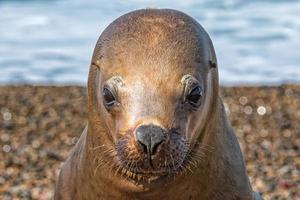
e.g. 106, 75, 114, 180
97, 33, 209, 84
100, 60, 207, 96
94, 9, 212, 83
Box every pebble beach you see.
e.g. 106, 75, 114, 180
0, 85, 299, 200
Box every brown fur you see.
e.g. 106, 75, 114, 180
55, 9, 262, 200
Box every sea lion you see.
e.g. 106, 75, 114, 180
55, 9, 263, 200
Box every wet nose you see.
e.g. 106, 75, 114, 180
135, 125, 165, 155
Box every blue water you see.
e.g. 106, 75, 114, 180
0, 0, 300, 85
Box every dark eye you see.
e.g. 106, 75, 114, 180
186, 86, 202, 107
103, 87, 116, 108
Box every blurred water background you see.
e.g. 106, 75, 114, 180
0, 0, 299, 85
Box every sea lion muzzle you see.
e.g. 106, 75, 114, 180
116, 124, 189, 176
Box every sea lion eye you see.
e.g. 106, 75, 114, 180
186, 86, 202, 107
103, 87, 117, 108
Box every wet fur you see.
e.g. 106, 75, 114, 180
55, 9, 262, 200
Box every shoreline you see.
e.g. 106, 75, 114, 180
0, 85, 299, 199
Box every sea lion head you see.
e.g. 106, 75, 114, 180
87, 9, 219, 185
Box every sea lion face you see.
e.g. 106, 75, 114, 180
89, 9, 218, 183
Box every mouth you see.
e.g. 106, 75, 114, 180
120, 161, 186, 175
115, 163, 183, 184
115, 147, 193, 183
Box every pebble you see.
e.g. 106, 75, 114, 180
3, 111, 12, 121
257, 106, 267, 115
244, 106, 253, 115
239, 96, 248, 105
0, 85, 299, 199
3, 144, 11, 153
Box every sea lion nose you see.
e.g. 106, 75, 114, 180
135, 125, 165, 155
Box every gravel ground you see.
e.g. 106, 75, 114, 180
0, 85, 299, 200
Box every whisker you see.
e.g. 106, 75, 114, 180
89, 144, 106, 151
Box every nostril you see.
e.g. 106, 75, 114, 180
135, 125, 166, 155
136, 130, 151, 154
150, 131, 164, 155
138, 140, 148, 154
151, 140, 163, 155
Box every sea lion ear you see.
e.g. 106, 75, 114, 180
209, 60, 217, 69
87, 63, 102, 111
91, 60, 102, 70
